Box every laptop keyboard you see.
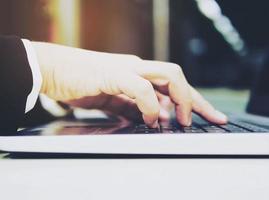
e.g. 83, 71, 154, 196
21, 115, 269, 136
131, 120, 269, 134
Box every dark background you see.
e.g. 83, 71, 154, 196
1, 0, 269, 89
170, 0, 269, 88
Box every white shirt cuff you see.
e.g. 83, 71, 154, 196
39, 94, 69, 117
22, 39, 42, 113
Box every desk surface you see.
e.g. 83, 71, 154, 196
1, 88, 267, 200
0, 159, 268, 200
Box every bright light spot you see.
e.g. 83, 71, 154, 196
196, 0, 221, 19
189, 38, 207, 56
195, 0, 247, 56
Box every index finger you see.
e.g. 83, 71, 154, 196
190, 86, 228, 124
136, 61, 192, 126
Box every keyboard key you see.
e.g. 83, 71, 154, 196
202, 126, 227, 133
182, 127, 205, 133
122, 118, 269, 134
231, 121, 269, 132
218, 124, 248, 133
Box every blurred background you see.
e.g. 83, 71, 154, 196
1, 0, 269, 114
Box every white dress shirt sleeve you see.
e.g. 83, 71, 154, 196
22, 39, 43, 113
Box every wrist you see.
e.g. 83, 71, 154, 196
31, 42, 52, 95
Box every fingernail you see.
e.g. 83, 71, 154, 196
215, 110, 228, 122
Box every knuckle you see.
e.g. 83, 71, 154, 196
202, 100, 211, 108
137, 80, 153, 95
180, 98, 193, 107
166, 63, 184, 82
193, 104, 202, 113
186, 98, 193, 106
124, 55, 142, 69
185, 90, 193, 105
170, 63, 183, 74
177, 94, 193, 107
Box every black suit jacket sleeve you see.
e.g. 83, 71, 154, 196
0, 36, 33, 134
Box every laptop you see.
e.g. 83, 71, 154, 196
1, 2, 269, 158
0, 59, 269, 158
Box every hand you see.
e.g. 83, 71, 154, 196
33, 42, 227, 128
66, 91, 173, 123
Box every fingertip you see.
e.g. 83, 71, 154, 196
176, 113, 192, 127
205, 109, 228, 124
214, 110, 228, 124
190, 87, 228, 125
143, 114, 159, 128
176, 106, 192, 127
